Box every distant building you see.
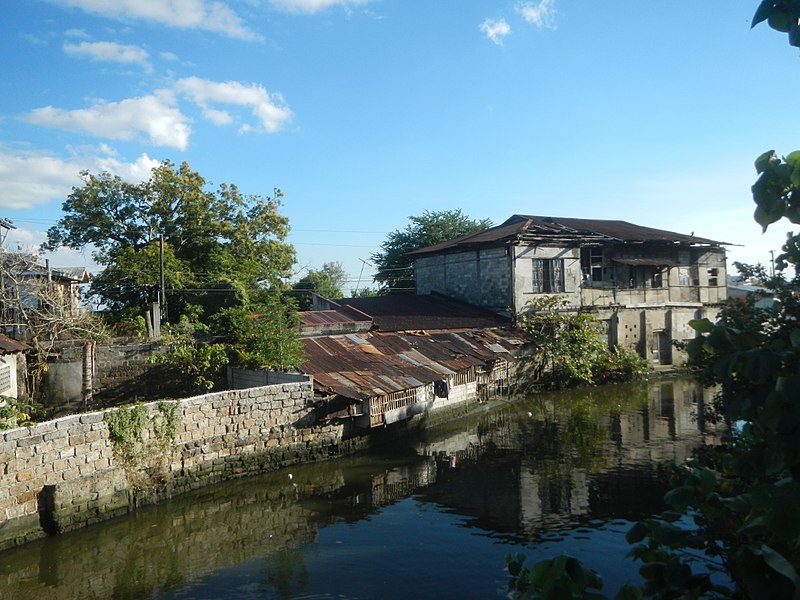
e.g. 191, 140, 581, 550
0, 253, 91, 340
409, 214, 729, 366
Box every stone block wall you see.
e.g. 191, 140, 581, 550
0, 379, 347, 551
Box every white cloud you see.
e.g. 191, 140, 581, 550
517, 0, 557, 30
175, 77, 292, 132
23, 92, 192, 149
480, 18, 511, 45
50, 0, 259, 41
64, 28, 90, 39
64, 41, 152, 72
268, 0, 371, 14
0, 148, 159, 211
0, 152, 84, 210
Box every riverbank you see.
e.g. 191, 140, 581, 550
0, 372, 521, 551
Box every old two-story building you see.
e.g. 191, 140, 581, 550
409, 214, 729, 366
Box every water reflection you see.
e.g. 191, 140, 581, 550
0, 377, 719, 600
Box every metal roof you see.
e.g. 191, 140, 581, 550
407, 214, 729, 256
338, 293, 510, 332
299, 305, 372, 328
0, 333, 28, 354
301, 327, 526, 400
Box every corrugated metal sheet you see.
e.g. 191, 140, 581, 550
301, 327, 526, 401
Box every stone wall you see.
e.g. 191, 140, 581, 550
0, 378, 348, 551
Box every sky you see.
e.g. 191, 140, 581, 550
2, 0, 800, 292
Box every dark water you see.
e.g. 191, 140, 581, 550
0, 377, 719, 600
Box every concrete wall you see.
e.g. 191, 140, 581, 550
0, 379, 347, 551
41, 340, 187, 413
415, 247, 511, 312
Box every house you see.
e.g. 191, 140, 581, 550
298, 295, 527, 428
1, 253, 91, 340
0, 332, 29, 398
409, 214, 729, 366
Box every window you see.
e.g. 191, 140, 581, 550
678, 266, 699, 286
580, 247, 604, 282
651, 268, 663, 288
0, 360, 11, 396
533, 259, 565, 293
707, 268, 719, 286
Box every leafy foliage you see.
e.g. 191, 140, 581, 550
516, 296, 648, 388
46, 162, 295, 322
148, 317, 230, 394
209, 292, 304, 370
291, 261, 347, 310
104, 401, 180, 489
752, 0, 800, 47
0, 396, 44, 430
371, 209, 492, 294
45, 161, 305, 374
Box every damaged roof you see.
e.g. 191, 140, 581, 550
301, 327, 526, 400
407, 214, 728, 257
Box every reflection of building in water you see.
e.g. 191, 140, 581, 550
411, 378, 722, 537
370, 460, 438, 505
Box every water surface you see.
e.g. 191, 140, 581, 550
0, 377, 719, 599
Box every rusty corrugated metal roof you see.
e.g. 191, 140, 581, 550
0, 333, 28, 354
338, 293, 510, 332
299, 304, 372, 328
301, 328, 526, 400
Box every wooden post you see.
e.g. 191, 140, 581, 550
81, 340, 95, 410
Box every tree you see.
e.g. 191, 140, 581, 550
371, 209, 492, 294
0, 252, 107, 401
45, 162, 296, 323
515, 296, 647, 389
45, 161, 305, 375
291, 261, 347, 310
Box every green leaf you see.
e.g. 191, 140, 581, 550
626, 521, 649, 544
753, 0, 777, 27
790, 20, 800, 47
755, 544, 800, 588
754, 204, 784, 232
785, 150, 800, 167
664, 485, 697, 509
614, 583, 643, 600
688, 318, 714, 333
769, 8, 793, 32
754, 149, 777, 172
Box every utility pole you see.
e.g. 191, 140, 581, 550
160, 234, 167, 322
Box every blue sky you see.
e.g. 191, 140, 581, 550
2, 0, 799, 290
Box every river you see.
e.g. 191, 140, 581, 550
0, 376, 720, 600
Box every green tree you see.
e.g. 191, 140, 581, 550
515, 296, 647, 389
291, 261, 347, 310
209, 291, 304, 370
371, 209, 492, 294
46, 161, 304, 373
45, 162, 296, 322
